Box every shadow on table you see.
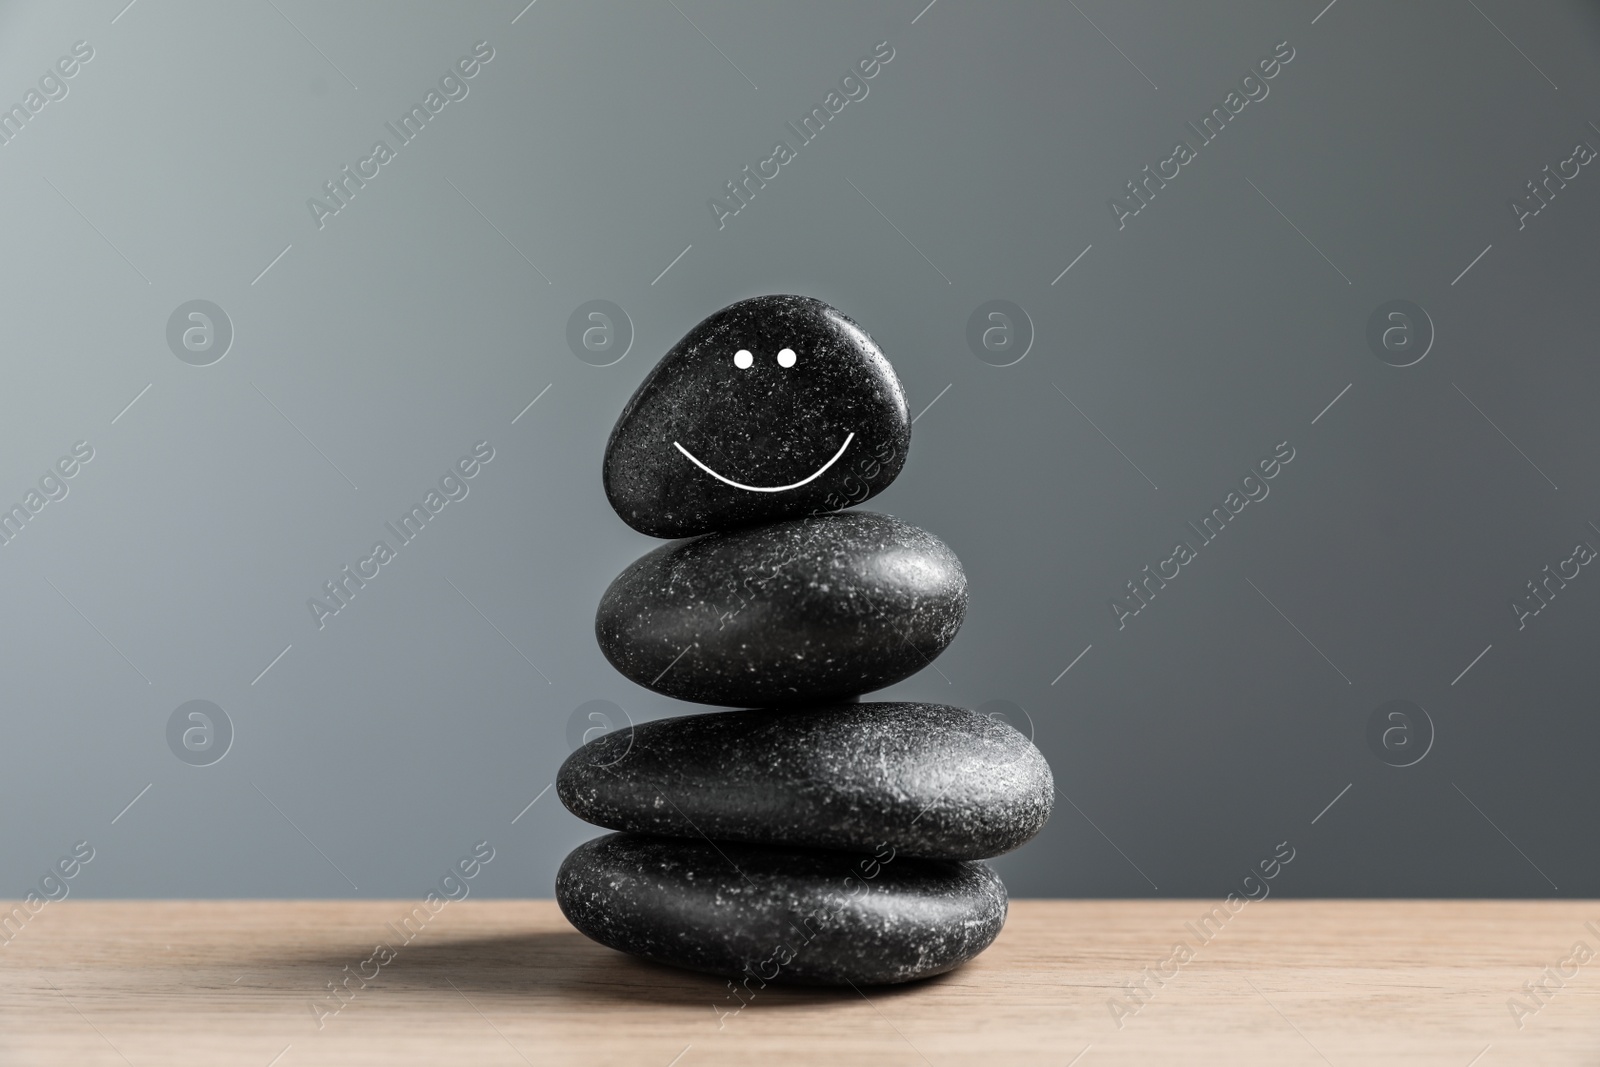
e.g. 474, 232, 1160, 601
259, 929, 952, 1010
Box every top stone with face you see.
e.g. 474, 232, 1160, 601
603, 295, 910, 538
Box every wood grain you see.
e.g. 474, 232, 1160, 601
3, 900, 1598, 1065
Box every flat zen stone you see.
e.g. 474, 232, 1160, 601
594, 512, 966, 706
558, 702, 1052, 859
556, 833, 1006, 986
603, 294, 910, 538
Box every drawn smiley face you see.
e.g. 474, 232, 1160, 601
671, 345, 857, 493
603, 295, 911, 538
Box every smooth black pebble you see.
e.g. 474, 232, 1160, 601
595, 512, 966, 706
556, 833, 1006, 986
558, 703, 1052, 860
603, 294, 910, 539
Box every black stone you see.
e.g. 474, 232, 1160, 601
556, 833, 1006, 986
558, 703, 1052, 860
595, 512, 966, 706
603, 295, 910, 539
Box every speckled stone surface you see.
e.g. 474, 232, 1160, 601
556, 833, 1006, 986
603, 295, 910, 539
594, 512, 966, 706
558, 703, 1052, 860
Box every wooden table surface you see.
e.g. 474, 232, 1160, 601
3, 900, 1597, 1065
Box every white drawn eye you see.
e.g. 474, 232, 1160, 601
734, 349, 753, 369
776, 347, 797, 368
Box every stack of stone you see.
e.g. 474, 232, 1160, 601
556, 295, 1053, 986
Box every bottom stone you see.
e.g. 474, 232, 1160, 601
556, 833, 1007, 986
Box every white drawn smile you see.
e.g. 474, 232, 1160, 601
672, 432, 854, 493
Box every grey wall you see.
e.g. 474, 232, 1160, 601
3, 0, 1598, 901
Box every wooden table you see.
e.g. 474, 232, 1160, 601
3, 900, 1597, 1064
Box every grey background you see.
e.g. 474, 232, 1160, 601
3, 0, 1598, 901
